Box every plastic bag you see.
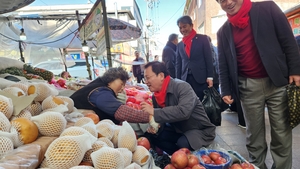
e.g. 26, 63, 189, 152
202, 87, 223, 126
0, 144, 41, 169
286, 83, 300, 128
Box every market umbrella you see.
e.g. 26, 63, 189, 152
107, 17, 142, 43
0, 0, 35, 14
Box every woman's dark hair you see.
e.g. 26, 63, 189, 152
144, 61, 169, 77
177, 15, 193, 26
101, 67, 129, 85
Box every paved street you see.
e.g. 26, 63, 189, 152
215, 109, 300, 169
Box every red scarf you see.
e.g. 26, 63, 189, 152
227, 0, 252, 29
154, 76, 171, 108
182, 29, 196, 58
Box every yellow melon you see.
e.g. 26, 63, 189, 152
11, 118, 39, 144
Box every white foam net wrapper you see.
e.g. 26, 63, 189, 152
0, 95, 13, 119
30, 83, 53, 102
0, 129, 22, 148
42, 95, 65, 110
81, 123, 98, 138
111, 125, 121, 148
75, 117, 95, 127
0, 136, 14, 159
57, 96, 74, 113
9, 82, 28, 94
91, 146, 124, 169
124, 162, 142, 169
96, 121, 114, 140
31, 111, 67, 136
3, 86, 25, 96
132, 145, 150, 166
118, 121, 137, 152
61, 126, 91, 137
100, 119, 115, 125
117, 148, 133, 167
0, 112, 11, 132
98, 137, 114, 148
83, 140, 108, 163
69, 166, 95, 169
41, 134, 94, 169
10, 109, 32, 121
26, 101, 43, 116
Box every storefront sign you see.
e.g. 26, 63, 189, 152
79, 2, 103, 40
288, 15, 300, 36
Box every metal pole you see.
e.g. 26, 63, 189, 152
18, 41, 25, 63
84, 52, 92, 80
101, 0, 113, 68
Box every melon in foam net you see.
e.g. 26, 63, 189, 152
0, 95, 13, 119
41, 134, 96, 169
31, 111, 67, 136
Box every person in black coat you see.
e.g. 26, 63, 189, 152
162, 34, 178, 78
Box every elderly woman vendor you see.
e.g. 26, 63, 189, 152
70, 67, 152, 124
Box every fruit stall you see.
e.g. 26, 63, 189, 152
0, 59, 257, 169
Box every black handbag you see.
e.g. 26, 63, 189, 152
202, 87, 223, 126
286, 83, 300, 129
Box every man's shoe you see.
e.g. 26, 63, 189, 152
237, 124, 246, 129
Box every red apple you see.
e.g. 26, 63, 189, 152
201, 154, 212, 164
137, 137, 151, 150
164, 164, 176, 169
179, 148, 191, 154
214, 156, 227, 165
209, 151, 221, 161
187, 154, 200, 168
230, 163, 243, 169
240, 162, 255, 169
191, 164, 206, 169
171, 150, 189, 169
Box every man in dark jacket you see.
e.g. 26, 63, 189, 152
141, 61, 216, 155
216, 0, 300, 168
176, 16, 214, 101
132, 51, 145, 83
162, 34, 178, 78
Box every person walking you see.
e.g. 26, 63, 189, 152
162, 33, 178, 78
215, 0, 300, 168
132, 51, 145, 83
175, 15, 214, 101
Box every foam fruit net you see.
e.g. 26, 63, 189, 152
31, 111, 67, 136
41, 134, 93, 169
0, 112, 11, 132
96, 121, 114, 139
0, 136, 14, 159
91, 146, 124, 169
0, 95, 13, 119
117, 121, 137, 152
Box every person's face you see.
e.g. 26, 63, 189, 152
108, 78, 125, 96
135, 52, 139, 58
178, 22, 193, 37
219, 0, 244, 16
144, 66, 164, 92
173, 38, 179, 45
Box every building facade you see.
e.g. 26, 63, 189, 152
183, 0, 300, 45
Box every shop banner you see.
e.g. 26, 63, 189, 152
79, 1, 103, 40
288, 15, 300, 35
